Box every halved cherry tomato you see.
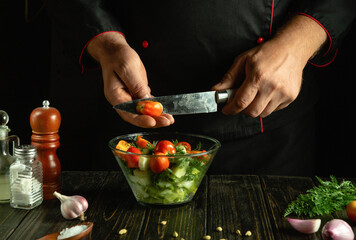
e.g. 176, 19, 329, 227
150, 152, 169, 173
187, 150, 209, 163
115, 140, 131, 159
154, 140, 176, 154
177, 141, 191, 151
126, 147, 141, 168
136, 135, 152, 148
115, 140, 131, 151
136, 100, 163, 117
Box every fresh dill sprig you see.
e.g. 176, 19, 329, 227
284, 175, 356, 218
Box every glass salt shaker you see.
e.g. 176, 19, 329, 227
10, 145, 43, 209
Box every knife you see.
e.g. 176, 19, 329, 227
113, 89, 236, 115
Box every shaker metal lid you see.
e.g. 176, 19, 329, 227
14, 145, 37, 157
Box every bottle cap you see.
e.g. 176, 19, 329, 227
30, 100, 61, 134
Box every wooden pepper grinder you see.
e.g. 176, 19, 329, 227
30, 100, 61, 199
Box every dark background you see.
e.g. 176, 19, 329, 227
1, 1, 356, 176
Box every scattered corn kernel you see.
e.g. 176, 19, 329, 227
236, 229, 242, 236
202, 235, 211, 240
245, 230, 252, 236
119, 229, 127, 235
173, 231, 179, 238
216, 226, 223, 232
160, 220, 167, 225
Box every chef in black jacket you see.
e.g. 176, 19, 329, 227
46, 0, 355, 175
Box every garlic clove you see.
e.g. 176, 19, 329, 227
286, 217, 321, 234
53, 191, 89, 221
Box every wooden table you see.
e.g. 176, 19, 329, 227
1, 171, 355, 240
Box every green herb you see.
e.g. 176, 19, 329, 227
195, 142, 202, 151
151, 168, 175, 186
145, 140, 157, 153
284, 175, 356, 218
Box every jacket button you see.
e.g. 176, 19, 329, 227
257, 37, 264, 44
142, 40, 149, 48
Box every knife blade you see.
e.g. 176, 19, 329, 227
113, 89, 236, 115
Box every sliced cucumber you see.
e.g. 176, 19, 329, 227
191, 167, 200, 175
131, 184, 149, 198
138, 156, 150, 171
129, 169, 151, 186
172, 161, 189, 178
177, 180, 195, 190
157, 181, 173, 189
175, 145, 187, 154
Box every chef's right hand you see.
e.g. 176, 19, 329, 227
87, 32, 174, 128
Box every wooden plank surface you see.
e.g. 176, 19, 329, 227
84, 171, 146, 240
0, 205, 28, 239
2, 172, 356, 240
207, 175, 274, 240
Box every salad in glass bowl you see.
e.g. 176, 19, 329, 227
108, 132, 221, 206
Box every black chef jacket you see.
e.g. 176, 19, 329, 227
46, 0, 355, 174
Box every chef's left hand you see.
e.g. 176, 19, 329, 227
212, 15, 327, 118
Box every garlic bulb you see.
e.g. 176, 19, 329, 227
53, 191, 88, 221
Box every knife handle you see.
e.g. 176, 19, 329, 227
215, 89, 236, 103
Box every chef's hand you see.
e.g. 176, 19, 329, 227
212, 15, 327, 118
87, 32, 174, 128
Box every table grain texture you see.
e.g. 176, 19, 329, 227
0, 171, 355, 240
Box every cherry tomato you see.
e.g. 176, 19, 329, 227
136, 100, 163, 117
136, 135, 152, 148
126, 147, 141, 168
150, 152, 169, 173
347, 200, 356, 222
154, 140, 176, 154
177, 141, 191, 151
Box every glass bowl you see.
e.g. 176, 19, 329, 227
108, 132, 221, 206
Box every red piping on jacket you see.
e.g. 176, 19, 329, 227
308, 48, 338, 67
269, 0, 275, 36
79, 31, 126, 74
296, 12, 338, 67
260, 0, 276, 133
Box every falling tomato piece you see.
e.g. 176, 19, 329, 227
136, 100, 163, 117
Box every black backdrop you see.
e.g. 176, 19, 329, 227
2, 1, 356, 176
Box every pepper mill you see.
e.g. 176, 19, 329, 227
30, 100, 61, 199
